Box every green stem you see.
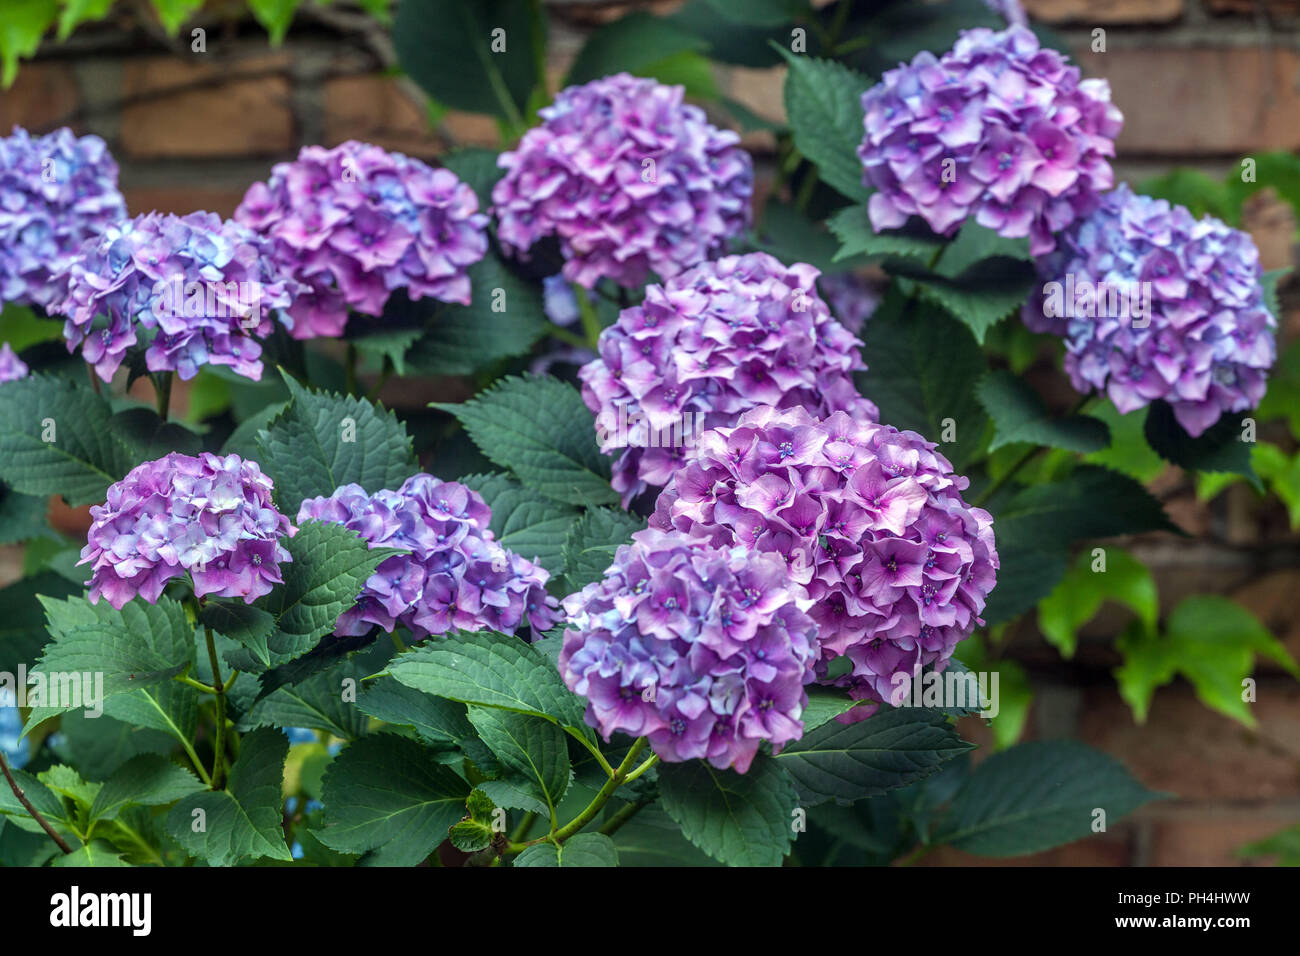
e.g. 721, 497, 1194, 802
598, 798, 648, 838
506, 737, 648, 855
176, 674, 218, 695
154, 372, 173, 420
574, 282, 603, 349
203, 624, 228, 790
548, 324, 590, 350
622, 752, 659, 784
365, 357, 393, 402
974, 394, 1093, 507
0, 749, 73, 854
509, 811, 537, 844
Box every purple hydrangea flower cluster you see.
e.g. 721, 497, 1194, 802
51, 211, 296, 382
0, 126, 127, 311
578, 253, 878, 504
1023, 184, 1276, 436
0, 342, 28, 382
559, 528, 819, 773
493, 73, 753, 289
858, 26, 1122, 255
650, 405, 998, 712
818, 270, 884, 335
236, 141, 489, 339
80, 453, 292, 609
296, 474, 558, 640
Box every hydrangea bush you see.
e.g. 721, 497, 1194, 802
0, 0, 1293, 872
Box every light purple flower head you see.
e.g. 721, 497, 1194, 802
559, 528, 819, 773
296, 474, 558, 641
80, 452, 292, 609
818, 270, 884, 336
858, 26, 1121, 255
1023, 183, 1277, 436
0, 342, 28, 382
650, 405, 998, 715
579, 252, 878, 504
50, 211, 296, 382
0, 126, 127, 311
493, 73, 753, 289
236, 141, 489, 339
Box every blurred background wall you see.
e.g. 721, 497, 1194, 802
2, 0, 1298, 865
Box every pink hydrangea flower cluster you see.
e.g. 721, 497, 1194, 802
578, 253, 878, 504
80, 453, 292, 609
236, 141, 489, 339
51, 211, 296, 382
559, 528, 819, 773
858, 26, 1122, 255
296, 474, 559, 640
650, 406, 998, 712
493, 73, 753, 289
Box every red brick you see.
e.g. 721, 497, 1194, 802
1073, 47, 1300, 155
1024, 0, 1184, 22
1077, 683, 1300, 802
121, 54, 293, 159
1149, 814, 1292, 866
917, 830, 1134, 866
123, 186, 253, 219
0, 62, 79, 132
1228, 569, 1300, 667
323, 75, 444, 159
1205, 0, 1300, 14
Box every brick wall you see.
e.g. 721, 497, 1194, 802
3, 0, 1299, 866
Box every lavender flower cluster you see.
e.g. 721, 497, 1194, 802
649, 406, 998, 711
493, 73, 753, 289
1024, 184, 1276, 436
80, 453, 292, 609
296, 475, 558, 640
236, 141, 489, 339
0, 126, 126, 311
858, 26, 1122, 255
558, 529, 819, 772
0, 342, 28, 383
51, 211, 295, 382
578, 253, 877, 503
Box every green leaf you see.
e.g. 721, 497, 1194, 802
773, 708, 972, 806
102, 681, 201, 753
108, 406, 204, 459
514, 832, 618, 867
1138, 166, 1237, 223
24, 595, 195, 731
317, 733, 471, 866
777, 49, 872, 203
151, 0, 204, 35
995, 465, 1178, 542
56, 0, 114, 40
0, 485, 48, 545
386, 629, 597, 746
0, 374, 132, 505
89, 755, 205, 822
460, 472, 578, 575
225, 521, 403, 673
933, 219, 1033, 277
1116, 595, 1297, 727
392, 0, 539, 123
467, 708, 570, 824
435, 375, 616, 507
240, 657, 370, 740
1082, 399, 1167, 483
0, 0, 57, 87
855, 286, 987, 470
351, 326, 422, 378
0, 766, 76, 838
977, 371, 1109, 454
254, 372, 418, 514
166, 728, 293, 866
951, 634, 1033, 750
562, 507, 643, 592
1256, 339, 1300, 440
403, 255, 548, 375
357, 676, 475, 747
0, 572, 77, 675
247, 0, 301, 45
906, 258, 1038, 345
801, 687, 859, 730
52, 841, 130, 867
702, 0, 807, 26
658, 755, 797, 867
933, 740, 1161, 857
565, 12, 706, 86
828, 206, 943, 264
1143, 400, 1258, 487
1038, 548, 1158, 659
1239, 824, 1300, 866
